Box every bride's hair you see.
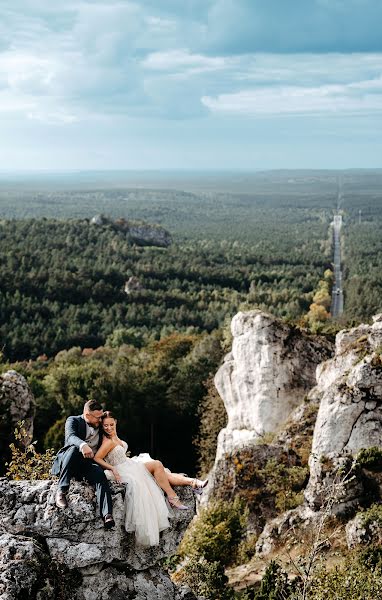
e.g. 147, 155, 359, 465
101, 411, 117, 438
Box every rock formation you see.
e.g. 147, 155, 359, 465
204, 311, 382, 568
213, 310, 332, 461
305, 314, 382, 512
0, 370, 35, 474
126, 223, 172, 247
90, 215, 172, 247
0, 478, 197, 600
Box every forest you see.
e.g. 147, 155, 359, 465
0, 170, 381, 474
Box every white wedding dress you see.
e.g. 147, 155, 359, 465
104, 441, 171, 547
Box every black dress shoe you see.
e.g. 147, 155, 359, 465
55, 489, 68, 509
103, 514, 115, 529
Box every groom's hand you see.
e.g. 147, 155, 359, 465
81, 444, 94, 459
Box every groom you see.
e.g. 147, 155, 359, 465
51, 399, 115, 529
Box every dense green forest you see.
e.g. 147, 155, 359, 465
0, 177, 337, 361
1, 170, 381, 474
340, 173, 382, 319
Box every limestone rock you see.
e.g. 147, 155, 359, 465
90, 214, 108, 226
0, 533, 47, 600
346, 511, 382, 549
0, 478, 196, 599
213, 311, 332, 461
255, 505, 316, 557
90, 215, 172, 247
0, 370, 35, 474
305, 317, 382, 512
126, 223, 172, 247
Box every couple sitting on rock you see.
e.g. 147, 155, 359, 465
52, 399, 207, 547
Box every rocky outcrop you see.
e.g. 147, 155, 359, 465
203, 311, 332, 507
305, 314, 382, 512
0, 370, 35, 474
126, 223, 172, 247
90, 215, 172, 247
0, 479, 197, 600
213, 311, 332, 461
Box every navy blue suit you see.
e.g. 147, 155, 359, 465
52, 415, 112, 517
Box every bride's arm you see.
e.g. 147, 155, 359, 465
94, 440, 122, 483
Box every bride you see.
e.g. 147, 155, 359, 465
94, 411, 207, 547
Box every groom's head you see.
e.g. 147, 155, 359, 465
83, 399, 104, 428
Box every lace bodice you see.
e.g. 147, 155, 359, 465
105, 441, 129, 466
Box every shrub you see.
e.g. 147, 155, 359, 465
356, 446, 382, 471
175, 557, 232, 600
6, 421, 55, 480
179, 497, 248, 567
259, 459, 308, 513
253, 561, 298, 600
360, 502, 382, 528
235, 534, 258, 565
309, 551, 382, 599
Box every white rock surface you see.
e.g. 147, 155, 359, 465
310, 318, 382, 459
305, 316, 382, 510
214, 311, 332, 460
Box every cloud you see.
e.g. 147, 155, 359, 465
202, 77, 382, 116
143, 49, 226, 73
1, 1, 382, 125
203, 0, 382, 54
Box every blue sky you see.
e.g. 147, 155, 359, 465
1, 0, 382, 171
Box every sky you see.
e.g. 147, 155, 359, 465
1, 0, 382, 171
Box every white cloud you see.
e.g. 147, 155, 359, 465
0, 2, 382, 127
202, 76, 382, 115
143, 49, 227, 73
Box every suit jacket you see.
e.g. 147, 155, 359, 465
51, 415, 103, 476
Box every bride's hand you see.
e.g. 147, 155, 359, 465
112, 468, 121, 483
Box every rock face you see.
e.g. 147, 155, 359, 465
0, 370, 35, 474
305, 314, 382, 512
126, 223, 172, 248
213, 311, 332, 461
90, 215, 172, 247
0, 479, 197, 600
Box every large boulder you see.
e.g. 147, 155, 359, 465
0, 478, 197, 600
0, 370, 35, 474
213, 310, 332, 461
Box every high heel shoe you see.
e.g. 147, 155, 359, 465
191, 478, 208, 495
168, 495, 189, 510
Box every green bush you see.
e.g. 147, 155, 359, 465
253, 561, 298, 600
360, 502, 382, 528
179, 498, 248, 567
259, 459, 308, 513
176, 557, 232, 600
6, 421, 55, 480
356, 446, 382, 470
235, 534, 258, 566
309, 551, 382, 599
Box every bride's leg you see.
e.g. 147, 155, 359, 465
144, 460, 176, 497
167, 473, 193, 486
